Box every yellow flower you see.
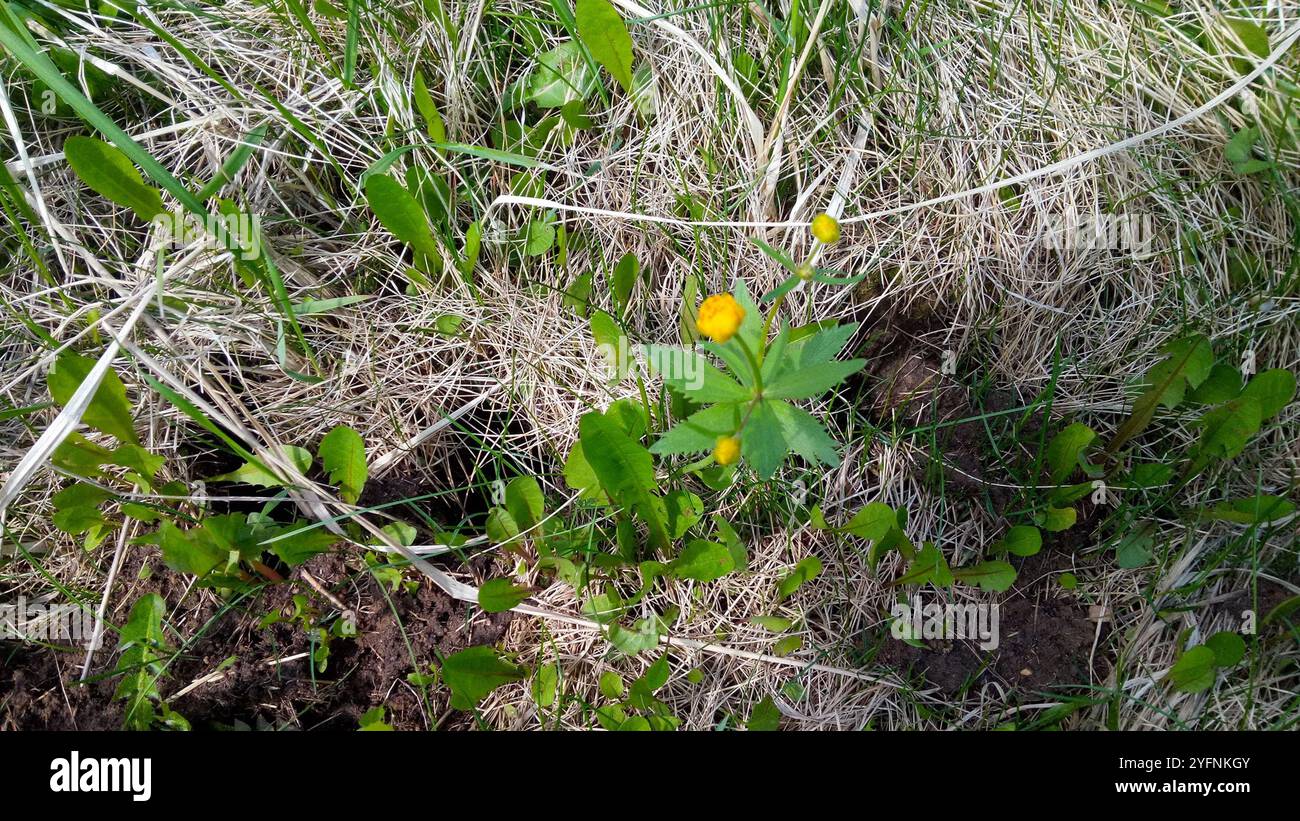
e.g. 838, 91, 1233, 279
811, 213, 840, 245
713, 435, 741, 466
696, 293, 745, 343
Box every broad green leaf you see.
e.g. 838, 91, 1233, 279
562, 442, 603, 501
1191, 396, 1262, 469
318, 425, 367, 504
1108, 335, 1212, 454
485, 506, 520, 544
528, 41, 596, 108
1168, 645, 1216, 693
669, 539, 734, 582
412, 71, 446, 142
575, 0, 635, 94
1239, 368, 1295, 420
951, 560, 1016, 592
749, 615, 794, 632
1035, 505, 1077, 532
747, 695, 781, 731
267, 525, 336, 566
1202, 494, 1294, 523
1186, 363, 1242, 405
63, 136, 165, 221
1205, 631, 1246, 668
505, 476, 545, 531
441, 646, 529, 710
777, 556, 822, 599
533, 662, 560, 707
612, 251, 638, 315
1044, 422, 1096, 483
478, 578, 531, 612
998, 525, 1042, 557
1225, 17, 1270, 58
364, 173, 440, 259
894, 542, 953, 588
1115, 524, 1155, 569
154, 521, 226, 576
590, 309, 629, 383
210, 445, 312, 487
47, 352, 138, 444
114, 593, 167, 730
579, 411, 668, 548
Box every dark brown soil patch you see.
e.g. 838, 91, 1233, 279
1, 549, 512, 730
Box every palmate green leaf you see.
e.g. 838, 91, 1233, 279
951, 560, 1016, 592
47, 352, 138, 445
318, 425, 367, 504
63, 136, 165, 221
363, 173, 440, 259
768, 400, 839, 467
787, 322, 858, 370
669, 539, 734, 582
478, 578, 531, 612
764, 358, 866, 400
1044, 422, 1096, 483
641, 344, 750, 403
575, 0, 635, 94
441, 646, 529, 710
741, 400, 785, 479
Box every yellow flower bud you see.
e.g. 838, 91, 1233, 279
713, 435, 740, 466
811, 213, 840, 245
696, 293, 745, 344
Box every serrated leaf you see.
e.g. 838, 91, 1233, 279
741, 400, 786, 479
63, 136, 165, 221
318, 425, 367, 504
576, 0, 635, 94
641, 344, 750, 403
764, 358, 866, 400
649, 403, 740, 455
768, 400, 839, 467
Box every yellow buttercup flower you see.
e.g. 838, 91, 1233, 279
811, 213, 840, 245
696, 293, 745, 343
713, 435, 740, 466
